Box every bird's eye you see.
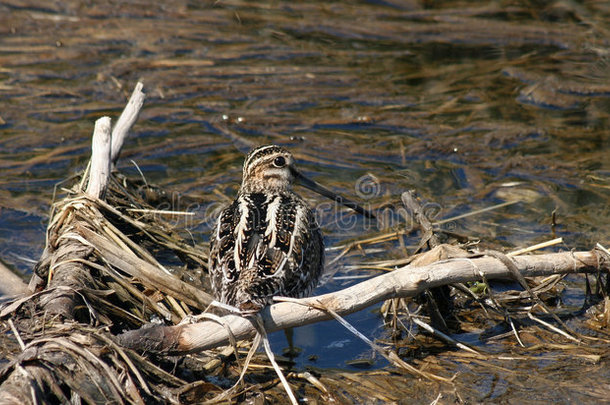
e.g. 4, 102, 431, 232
273, 156, 286, 168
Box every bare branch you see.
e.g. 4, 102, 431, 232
118, 249, 605, 354
111, 82, 146, 165
86, 116, 112, 199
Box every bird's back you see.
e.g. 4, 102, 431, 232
209, 190, 324, 313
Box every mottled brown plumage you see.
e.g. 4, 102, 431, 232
209, 145, 372, 314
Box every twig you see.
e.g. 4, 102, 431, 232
485, 250, 579, 342
508, 316, 525, 347
411, 317, 481, 355
527, 313, 580, 343
111, 82, 145, 164
207, 333, 261, 403
508, 237, 563, 257
254, 314, 298, 405
16, 366, 39, 405
401, 190, 440, 249
95, 333, 152, 396
293, 372, 329, 395
596, 243, 610, 257
125, 208, 194, 216
315, 301, 450, 382
463, 256, 525, 346
430, 392, 443, 405
8, 319, 25, 351
130, 160, 148, 187
433, 200, 519, 225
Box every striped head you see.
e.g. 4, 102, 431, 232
240, 144, 376, 219
240, 145, 295, 193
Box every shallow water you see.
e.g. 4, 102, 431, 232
1, 0, 609, 402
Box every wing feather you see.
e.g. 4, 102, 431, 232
209, 191, 324, 312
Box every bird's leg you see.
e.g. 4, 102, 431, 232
282, 327, 302, 359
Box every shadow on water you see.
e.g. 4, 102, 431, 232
0, 0, 609, 402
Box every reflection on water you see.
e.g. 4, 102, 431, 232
0, 0, 608, 401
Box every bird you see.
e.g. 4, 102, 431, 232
209, 144, 374, 315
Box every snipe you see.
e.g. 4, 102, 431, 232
209, 145, 374, 314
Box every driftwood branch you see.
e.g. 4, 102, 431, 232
111, 82, 145, 164
86, 116, 112, 199
118, 248, 607, 354
401, 190, 441, 249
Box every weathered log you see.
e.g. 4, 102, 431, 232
118, 248, 606, 354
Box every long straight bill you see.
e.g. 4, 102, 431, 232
292, 169, 376, 219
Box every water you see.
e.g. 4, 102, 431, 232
1, 0, 609, 402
